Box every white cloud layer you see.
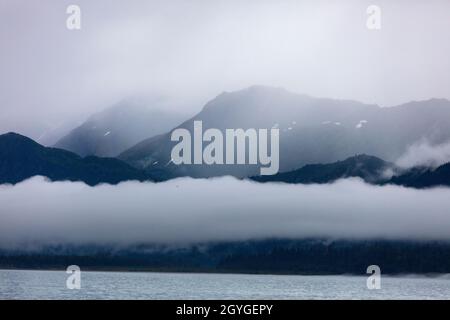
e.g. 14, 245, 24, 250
1, 176, 450, 249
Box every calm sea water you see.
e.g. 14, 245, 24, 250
0, 269, 449, 299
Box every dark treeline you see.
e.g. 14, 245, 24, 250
2, 239, 450, 275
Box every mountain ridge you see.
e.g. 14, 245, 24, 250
252, 154, 393, 184
389, 162, 450, 188
119, 86, 450, 179
3, 132, 450, 188
0, 132, 164, 186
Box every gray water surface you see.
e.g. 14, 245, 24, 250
0, 269, 449, 299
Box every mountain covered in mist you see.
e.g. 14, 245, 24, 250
119, 86, 450, 178
390, 162, 450, 188
251, 154, 450, 188
252, 154, 393, 184
3, 86, 450, 187
2, 131, 448, 188
54, 99, 183, 157
0, 132, 164, 186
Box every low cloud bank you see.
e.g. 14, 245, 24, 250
1, 176, 450, 249
396, 139, 450, 169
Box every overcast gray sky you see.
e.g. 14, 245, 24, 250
1, 0, 450, 139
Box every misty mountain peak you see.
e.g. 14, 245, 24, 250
119, 87, 450, 178
54, 99, 183, 157
202, 85, 302, 111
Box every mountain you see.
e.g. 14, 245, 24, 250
2, 132, 450, 188
389, 162, 450, 188
54, 98, 184, 157
252, 154, 393, 184
119, 86, 450, 178
0, 132, 162, 186
251, 153, 450, 188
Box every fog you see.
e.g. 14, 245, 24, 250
1, 0, 450, 139
396, 139, 450, 169
1, 176, 450, 249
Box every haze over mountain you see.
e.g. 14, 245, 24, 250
3, 0, 450, 136
3, 129, 450, 188
251, 154, 450, 188
252, 154, 394, 185
55, 98, 184, 157
0, 132, 157, 186
119, 86, 450, 178
390, 162, 450, 189
4, 86, 450, 187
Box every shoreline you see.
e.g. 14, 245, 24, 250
1, 267, 449, 279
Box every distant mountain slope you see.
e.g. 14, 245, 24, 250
389, 162, 450, 188
119, 86, 450, 178
3, 132, 450, 188
54, 99, 183, 157
252, 155, 393, 184
0, 133, 161, 186
251, 154, 450, 188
